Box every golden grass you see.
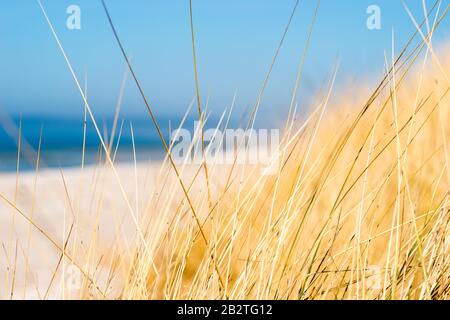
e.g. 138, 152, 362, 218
1, 0, 449, 301
114, 44, 449, 300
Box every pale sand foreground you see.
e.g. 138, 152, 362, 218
0, 162, 223, 299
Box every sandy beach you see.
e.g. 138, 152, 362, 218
0, 161, 206, 299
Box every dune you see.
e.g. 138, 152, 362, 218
0, 41, 449, 301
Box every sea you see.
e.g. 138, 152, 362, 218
0, 115, 172, 172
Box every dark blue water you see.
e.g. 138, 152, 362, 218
0, 115, 173, 171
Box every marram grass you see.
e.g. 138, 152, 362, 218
57, 45, 449, 300
1, 6, 450, 301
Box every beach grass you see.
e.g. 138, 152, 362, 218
0, 1, 449, 300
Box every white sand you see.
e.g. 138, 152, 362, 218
0, 150, 260, 299
0, 162, 174, 299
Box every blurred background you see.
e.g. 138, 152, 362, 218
0, 0, 448, 170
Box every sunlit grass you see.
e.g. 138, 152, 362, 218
0, 0, 449, 300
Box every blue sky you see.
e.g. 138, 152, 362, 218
0, 0, 448, 123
